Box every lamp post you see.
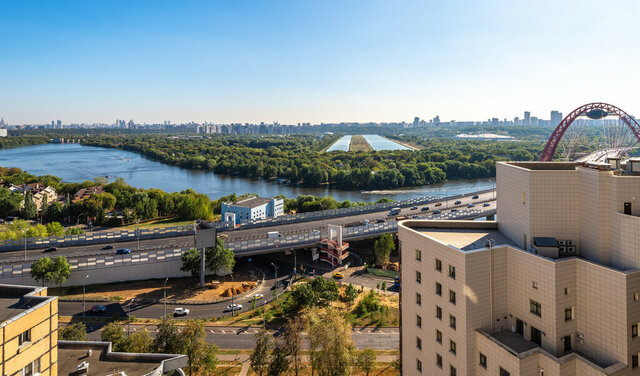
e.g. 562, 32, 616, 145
292, 249, 297, 282
128, 299, 135, 335
271, 262, 278, 300
82, 275, 89, 319
24, 230, 27, 261
230, 273, 235, 316
163, 278, 169, 317
136, 219, 140, 251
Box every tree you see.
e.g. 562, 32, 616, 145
125, 328, 153, 353
153, 316, 182, 354
60, 322, 88, 341
355, 348, 377, 376
250, 329, 271, 376
101, 322, 127, 351
345, 283, 358, 303
31, 257, 54, 286
267, 340, 289, 376
374, 233, 395, 267
182, 320, 218, 376
44, 201, 64, 223
22, 190, 37, 220
181, 239, 235, 280
307, 308, 355, 376
180, 248, 202, 278
282, 317, 304, 376
50, 256, 71, 286
45, 222, 65, 236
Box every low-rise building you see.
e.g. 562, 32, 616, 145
221, 196, 284, 224
72, 186, 104, 203
399, 160, 640, 376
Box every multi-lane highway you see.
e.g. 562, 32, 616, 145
4, 190, 495, 261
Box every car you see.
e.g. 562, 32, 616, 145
410, 206, 418, 210
468, 203, 475, 208
116, 248, 131, 255
101, 245, 114, 250
432, 209, 441, 214
454, 200, 462, 205
333, 272, 345, 279
249, 294, 264, 301
224, 304, 243, 312
472, 195, 479, 199
483, 202, 491, 207
43, 247, 57, 253
174, 307, 190, 316
90, 305, 107, 313
421, 206, 429, 212
217, 234, 229, 240
451, 208, 459, 212
435, 202, 442, 207
376, 218, 385, 223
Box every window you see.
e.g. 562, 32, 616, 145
416, 336, 422, 350
564, 307, 573, 321
633, 324, 638, 338
24, 362, 33, 376
479, 353, 487, 369
635, 293, 639, 301
18, 330, 31, 346
436, 282, 442, 296
416, 249, 422, 261
34, 358, 40, 374
530, 300, 542, 317
450, 365, 457, 376
416, 292, 422, 306
417, 359, 422, 373
436, 353, 443, 368
417, 314, 422, 328
448, 265, 456, 279
450, 315, 456, 329
532, 281, 538, 289
436, 258, 442, 272
416, 270, 422, 283
500, 367, 511, 376
436, 305, 442, 320
564, 288, 570, 295
633, 354, 638, 368
449, 340, 456, 355
449, 290, 456, 305
436, 329, 442, 344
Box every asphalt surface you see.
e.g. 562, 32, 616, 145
5, 190, 495, 260
75, 322, 400, 350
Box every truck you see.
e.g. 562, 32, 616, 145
388, 207, 401, 216
268, 231, 281, 239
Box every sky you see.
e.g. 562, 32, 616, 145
1, 0, 640, 125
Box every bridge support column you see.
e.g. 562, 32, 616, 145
486, 214, 495, 221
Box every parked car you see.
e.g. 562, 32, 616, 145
43, 247, 57, 253
173, 307, 190, 316
249, 294, 264, 301
101, 245, 114, 250
483, 202, 491, 207
472, 195, 479, 199
410, 206, 418, 210
435, 202, 442, 207
421, 206, 429, 211
333, 272, 345, 279
454, 200, 462, 205
468, 203, 475, 208
90, 305, 107, 313
116, 248, 131, 255
224, 304, 243, 312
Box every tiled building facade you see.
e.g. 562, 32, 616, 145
399, 161, 640, 376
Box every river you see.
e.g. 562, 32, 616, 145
0, 143, 494, 202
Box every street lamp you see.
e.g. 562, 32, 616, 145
82, 275, 89, 319
230, 273, 235, 317
291, 249, 297, 282
271, 263, 278, 300
128, 298, 135, 335
23, 230, 27, 261
136, 219, 141, 251
163, 278, 169, 317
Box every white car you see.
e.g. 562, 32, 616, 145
224, 304, 243, 312
173, 308, 190, 316
249, 294, 264, 301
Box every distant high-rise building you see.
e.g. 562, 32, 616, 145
127, 120, 135, 129
56, 120, 62, 129
0, 117, 5, 127
524, 111, 531, 126
413, 117, 420, 127
433, 115, 441, 124
550, 110, 563, 127
51, 120, 55, 128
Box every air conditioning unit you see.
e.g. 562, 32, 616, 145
558, 246, 567, 253
567, 246, 576, 253
558, 240, 567, 246
567, 240, 575, 246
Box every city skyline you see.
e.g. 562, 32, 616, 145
2, 1, 640, 124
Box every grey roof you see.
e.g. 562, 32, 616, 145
229, 197, 272, 208
533, 237, 558, 247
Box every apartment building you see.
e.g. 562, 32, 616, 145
0, 285, 58, 376
399, 160, 640, 376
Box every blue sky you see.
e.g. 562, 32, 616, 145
1, 1, 639, 124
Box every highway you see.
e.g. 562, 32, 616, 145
3, 190, 495, 261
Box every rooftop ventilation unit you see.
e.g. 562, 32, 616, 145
567, 240, 575, 246
566, 246, 576, 254
558, 240, 567, 246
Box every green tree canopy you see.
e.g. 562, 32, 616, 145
59, 322, 88, 341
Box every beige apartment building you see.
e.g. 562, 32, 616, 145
399, 160, 640, 376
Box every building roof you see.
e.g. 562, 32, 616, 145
0, 285, 56, 329
403, 221, 516, 251
58, 341, 187, 376
229, 197, 273, 208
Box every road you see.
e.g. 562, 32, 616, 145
74, 322, 400, 350
5, 190, 495, 260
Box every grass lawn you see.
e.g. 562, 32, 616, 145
113, 217, 198, 230
349, 135, 373, 152
247, 363, 399, 375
